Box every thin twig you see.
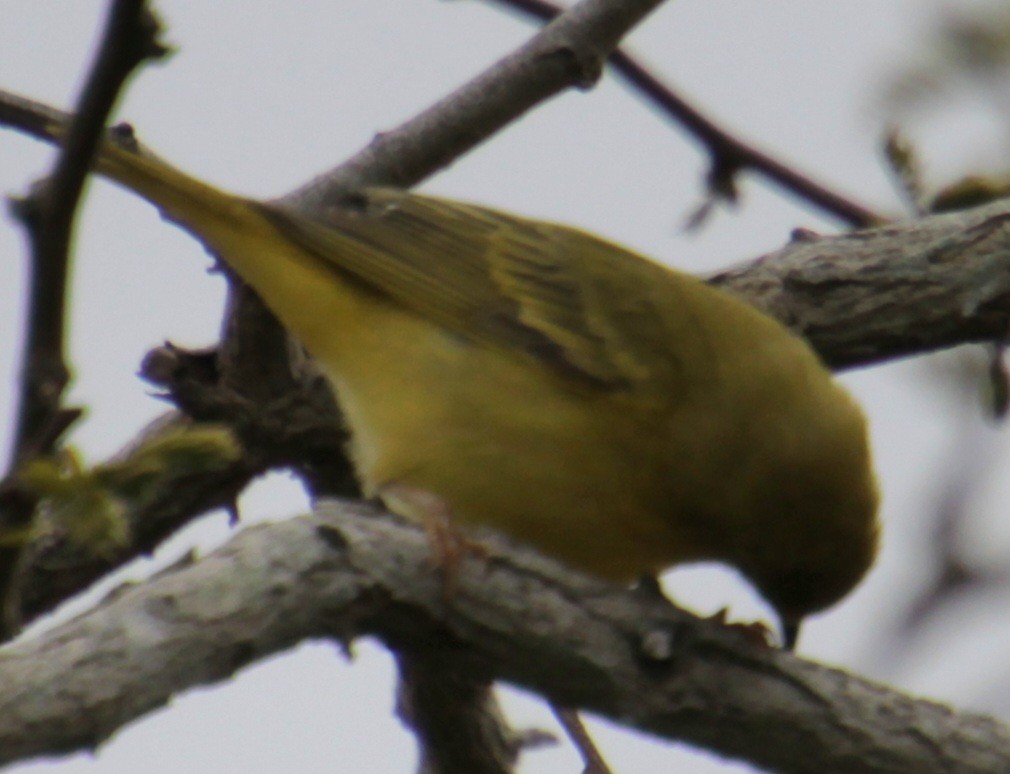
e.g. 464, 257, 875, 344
484, 0, 886, 227
0, 0, 167, 626
897, 414, 1010, 639
7, 0, 166, 467
550, 705, 614, 774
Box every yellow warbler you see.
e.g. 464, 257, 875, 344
37, 125, 879, 646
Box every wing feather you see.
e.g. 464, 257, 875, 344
256, 188, 688, 389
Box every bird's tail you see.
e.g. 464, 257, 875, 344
33, 118, 255, 244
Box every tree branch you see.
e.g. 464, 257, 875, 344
482, 0, 885, 228
284, 0, 671, 206
708, 207, 1010, 369
1, 501, 1007, 774
0, 0, 167, 626
396, 652, 526, 774
7, 0, 165, 466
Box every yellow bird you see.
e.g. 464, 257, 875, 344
38, 125, 878, 647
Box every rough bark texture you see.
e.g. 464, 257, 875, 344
709, 205, 1010, 369
0, 501, 1006, 774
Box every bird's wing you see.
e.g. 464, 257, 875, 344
256, 188, 689, 390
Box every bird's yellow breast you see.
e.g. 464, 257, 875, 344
310, 291, 695, 580
184, 211, 688, 578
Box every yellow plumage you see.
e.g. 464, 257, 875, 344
58, 128, 878, 642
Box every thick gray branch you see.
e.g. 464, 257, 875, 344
0, 501, 1007, 774
710, 203, 1010, 369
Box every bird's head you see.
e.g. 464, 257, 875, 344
745, 482, 880, 650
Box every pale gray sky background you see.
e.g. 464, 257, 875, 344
4, 1, 1010, 772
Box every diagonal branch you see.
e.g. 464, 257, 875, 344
1, 501, 1007, 774
482, 0, 885, 227
285, 0, 671, 206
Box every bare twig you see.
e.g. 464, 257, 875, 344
7, 0, 165, 466
483, 0, 886, 227
0, 0, 167, 628
550, 705, 614, 774
885, 399, 1010, 650
285, 0, 671, 207
707, 201, 1010, 370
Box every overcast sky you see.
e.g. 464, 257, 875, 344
4, 1, 1010, 772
